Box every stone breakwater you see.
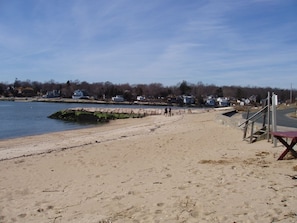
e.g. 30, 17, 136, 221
48, 107, 197, 123
69, 107, 194, 115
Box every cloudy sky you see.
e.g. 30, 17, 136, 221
0, 0, 296, 89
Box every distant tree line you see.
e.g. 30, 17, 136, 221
0, 79, 296, 105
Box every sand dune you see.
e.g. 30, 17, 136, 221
1, 110, 297, 222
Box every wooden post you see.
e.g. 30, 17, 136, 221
243, 108, 250, 140
250, 121, 254, 143
243, 120, 249, 140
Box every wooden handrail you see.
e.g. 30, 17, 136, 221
238, 105, 268, 127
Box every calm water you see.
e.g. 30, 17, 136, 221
0, 101, 164, 140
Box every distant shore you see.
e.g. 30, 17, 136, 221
0, 97, 176, 107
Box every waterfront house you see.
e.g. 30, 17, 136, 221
136, 96, 146, 101
217, 97, 230, 107
183, 95, 195, 105
112, 95, 124, 102
43, 90, 60, 98
72, 90, 89, 99
205, 96, 216, 107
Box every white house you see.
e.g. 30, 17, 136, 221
217, 97, 230, 107
112, 95, 124, 102
136, 96, 146, 101
72, 90, 89, 99
183, 95, 195, 104
205, 96, 216, 106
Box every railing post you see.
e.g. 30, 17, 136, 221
243, 120, 249, 139
250, 121, 254, 143
243, 108, 250, 140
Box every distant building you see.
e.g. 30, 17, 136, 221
21, 87, 35, 97
217, 97, 230, 107
205, 96, 216, 107
112, 95, 124, 102
183, 95, 195, 105
72, 90, 89, 99
136, 96, 146, 101
14, 87, 35, 97
43, 90, 60, 98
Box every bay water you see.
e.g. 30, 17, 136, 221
0, 101, 163, 140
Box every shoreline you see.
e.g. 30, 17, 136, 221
1, 110, 297, 222
0, 106, 202, 142
1, 107, 294, 161
0, 100, 209, 141
0, 110, 190, 161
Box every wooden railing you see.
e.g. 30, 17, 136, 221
238, 105, 268, 143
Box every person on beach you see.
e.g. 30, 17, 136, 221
164, 107, 168, 116
169, 107, 171, 116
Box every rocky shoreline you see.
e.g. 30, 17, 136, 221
48, 107, 197, 123
48, 108, 147, 123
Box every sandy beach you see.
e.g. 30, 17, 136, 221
1, 109, 297, 222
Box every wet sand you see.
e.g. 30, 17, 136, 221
1, 109, 297, 222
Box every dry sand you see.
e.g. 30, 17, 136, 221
1, 109, 297, 223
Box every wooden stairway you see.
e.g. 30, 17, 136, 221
246, 126, 267, 143
239, 104, 269, 144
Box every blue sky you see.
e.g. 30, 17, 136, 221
0, 0, 296, 89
